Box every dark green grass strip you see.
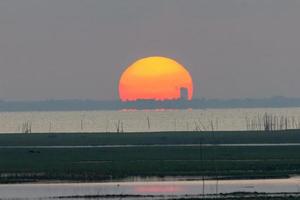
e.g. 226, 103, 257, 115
1, 130, 300, 146
1, 145, 300, 182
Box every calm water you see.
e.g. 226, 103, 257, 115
1, 178, 300, 199
1, 108, 300, 133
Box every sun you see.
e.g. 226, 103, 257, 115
119, 56, 193, 101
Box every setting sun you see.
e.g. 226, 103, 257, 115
119, 56, 193, 101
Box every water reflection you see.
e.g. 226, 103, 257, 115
1, 177, 300, 199
134, 185, 183, 194
1, 108, 300, 133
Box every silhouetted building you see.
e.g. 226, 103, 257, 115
180, 87, 188, 100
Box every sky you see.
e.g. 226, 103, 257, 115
1, 0, 300, 101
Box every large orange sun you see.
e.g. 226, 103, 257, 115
119, 56, 193, 101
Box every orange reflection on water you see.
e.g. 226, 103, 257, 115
134, 185, 183, 193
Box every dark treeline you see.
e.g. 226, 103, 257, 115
0, 96, 300, 112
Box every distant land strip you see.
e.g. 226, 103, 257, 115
0, 96, 300, 111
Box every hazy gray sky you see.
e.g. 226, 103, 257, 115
1, 0, 300, 100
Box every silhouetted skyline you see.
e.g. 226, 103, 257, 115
0, 96, 299, 111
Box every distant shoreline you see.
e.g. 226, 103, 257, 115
0, 96, 300, 112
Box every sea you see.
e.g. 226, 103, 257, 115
1, 177, 300, 199
0, 107, 300, 133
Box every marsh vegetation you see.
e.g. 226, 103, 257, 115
1, 131, 300, 183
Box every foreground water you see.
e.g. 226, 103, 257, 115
1, 107, 300, 133
1, 177, 300, 199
